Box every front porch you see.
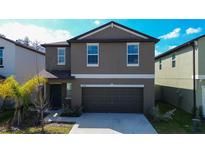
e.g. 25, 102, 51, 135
39, 69, 74, 110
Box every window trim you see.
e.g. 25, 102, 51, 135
57, 47, 66, 65
126, 42, 139, 67
0, 48, 3, 67
66, 82, 72, 100
86, 43, 99, 67
172, 54, 176, 68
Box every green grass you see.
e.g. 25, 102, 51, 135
0, 111, 73, 134
148, 102, 205, 134
1, 124, 73, 134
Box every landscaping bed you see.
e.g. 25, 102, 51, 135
0, 123, 73, 134
0, 111, 73, 134
147, 102, 205, 134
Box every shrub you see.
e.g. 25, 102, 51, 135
149, 105, 176, 122
61, 106, 83, 117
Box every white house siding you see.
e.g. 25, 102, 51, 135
15, 46, 45, 83
0, 38, 16, 77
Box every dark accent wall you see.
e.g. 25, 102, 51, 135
45, 46, 70, 71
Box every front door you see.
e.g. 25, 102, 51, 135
50, 84, 62, 109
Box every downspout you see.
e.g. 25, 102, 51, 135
192, 41, 197, 117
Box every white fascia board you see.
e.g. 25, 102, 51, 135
81, 84, 144, 88
78, 25, 111, 40
72, 74, 154, 79
78, 23, 148, 40
114, 24, 148, 39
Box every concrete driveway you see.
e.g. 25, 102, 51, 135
45, 112, 157, 134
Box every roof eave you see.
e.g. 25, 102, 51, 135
67, 21, 159, 43
155, 34, 205, 60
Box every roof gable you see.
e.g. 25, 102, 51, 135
68, 21, 159, 43
0, 36, 45, 55
155, 34, 205, 60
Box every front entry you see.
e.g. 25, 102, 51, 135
50, 84, 62, 109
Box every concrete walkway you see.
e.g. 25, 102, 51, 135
45, 112, 157, 134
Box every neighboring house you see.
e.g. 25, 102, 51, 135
0, 36, 45, 83
155, 35, 205, 115
41, 21, 159, 114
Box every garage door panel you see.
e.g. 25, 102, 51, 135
82, 87, 143, 113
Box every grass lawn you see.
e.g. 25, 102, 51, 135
148, 102, 205, 134
0, 111, 73, 134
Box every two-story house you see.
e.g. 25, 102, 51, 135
41, 21, 159, 114
155, 35, 205, 116
0, 36, 45, 83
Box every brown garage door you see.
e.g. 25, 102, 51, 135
82, 87, 143, 113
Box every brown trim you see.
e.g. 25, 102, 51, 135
0, 36, 45, 56
69, 39, 157, 43
155, 34, 205, 60
41, 44, 70, 47
67, 21, 159, 43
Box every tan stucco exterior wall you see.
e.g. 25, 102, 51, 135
155, 38, 205, 113
155, 46, 194, 90
155, 45, 195, 112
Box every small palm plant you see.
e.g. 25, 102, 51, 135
0, 76, 46, 126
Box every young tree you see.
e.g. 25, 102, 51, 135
0, 76, 46, 126
23, 36, 30, 46
30, 84, 50, 133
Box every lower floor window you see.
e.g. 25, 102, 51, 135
66, 83, 72, 99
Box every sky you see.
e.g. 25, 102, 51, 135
0, 19, 205, 55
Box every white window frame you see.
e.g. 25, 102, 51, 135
57, 47, 66, 65
86, 43, 99, 67
127, 43, 139, 67
0, 48, 3, 67
66, 82, 72, 99
172, 54, 176, 68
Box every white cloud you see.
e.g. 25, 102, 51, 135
0, 22, 72, 43
186, 27, 202, 35
168, 45, 177, 50
159, 28, 181, 39
94, 20, 100, 25
155, 49, 161, 56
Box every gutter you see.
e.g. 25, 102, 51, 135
192, 41, 197, 117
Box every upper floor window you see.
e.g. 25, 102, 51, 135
57, 48, 65, 65
87, 43, 99, 67
159, 59, 162, 70
127, 43, 139, 66
172, 54, 176, 68
0, 48, 3, 67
